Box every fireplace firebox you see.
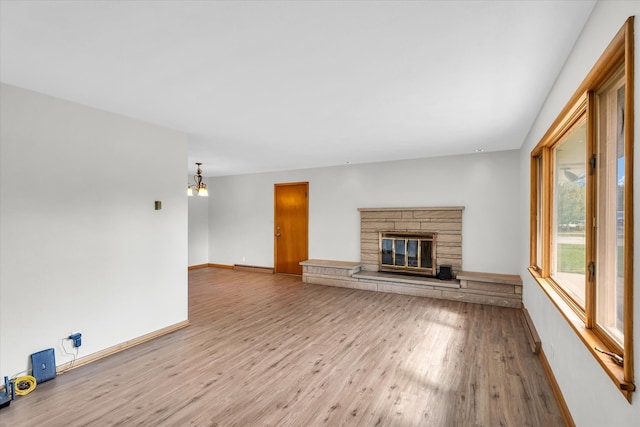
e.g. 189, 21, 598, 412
379, 232, 437, 277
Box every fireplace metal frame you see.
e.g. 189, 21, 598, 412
378, 231, 437, 276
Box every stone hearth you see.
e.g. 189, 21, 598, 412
300, 260, 522, 308
299, 206, 522, 308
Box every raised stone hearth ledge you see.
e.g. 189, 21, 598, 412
300, 259, 522, 308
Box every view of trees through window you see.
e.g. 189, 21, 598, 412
553, 119, 587, 307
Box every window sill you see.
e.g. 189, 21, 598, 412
528, 267, 635, 402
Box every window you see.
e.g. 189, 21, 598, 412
553, 115, 587, 308
596, 69, 627, 348
529, 18, 635, 400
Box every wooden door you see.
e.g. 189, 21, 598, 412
274, 182, 308, 275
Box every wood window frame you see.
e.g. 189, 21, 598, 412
529, 17, 635, 401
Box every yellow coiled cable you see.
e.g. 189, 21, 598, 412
13, 375, 36, 395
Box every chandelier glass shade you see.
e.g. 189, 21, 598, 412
188, 162, 208, 197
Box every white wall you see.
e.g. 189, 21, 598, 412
188, 183, 209, 266
209, 149, 521, 274
0, 84, 189, 377
519, 2, 640, 425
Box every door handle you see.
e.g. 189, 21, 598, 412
275, 233, 281, 237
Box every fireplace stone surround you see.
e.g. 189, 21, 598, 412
300, 206, 522, 308
360, 206, 463, 277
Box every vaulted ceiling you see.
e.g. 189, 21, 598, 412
0, 1, 596, 176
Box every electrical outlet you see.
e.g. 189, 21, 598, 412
69, 333, 82, 348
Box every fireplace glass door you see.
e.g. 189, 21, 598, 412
395, 239, 406, 265
379, 232, 436, 276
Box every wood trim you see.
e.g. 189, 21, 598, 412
529, 154, 538, 268
189, 263, 236, 270
540, 146, 553, 278
585, 91, 596, 330
529, 268, 635, 399
539, 347, 576, 427
208, 263, 234, 270
234, 264, 274, 274
56, 320, 190, 374
623, 15, 635, 388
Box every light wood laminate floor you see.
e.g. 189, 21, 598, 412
0, 268, 564, 426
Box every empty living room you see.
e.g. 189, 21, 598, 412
1, 1, 639, 426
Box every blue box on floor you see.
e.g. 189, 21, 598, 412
31, 348, 56, 384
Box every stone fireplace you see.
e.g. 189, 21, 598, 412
301, 206, 523, 308
359, 206, 463, 278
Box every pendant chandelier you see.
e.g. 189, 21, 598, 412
187, 162, 208, 197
